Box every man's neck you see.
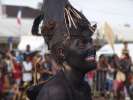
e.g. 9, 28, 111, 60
62, 63, 85, 87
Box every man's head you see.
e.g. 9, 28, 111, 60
26, 45, 31, 52
48, 22, 97, 73
99, 54, 106, 62
63, 37, 96, 73
41, 1, 97, 73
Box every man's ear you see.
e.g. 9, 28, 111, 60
56, 47, 65, 57
55, 47, 66, 64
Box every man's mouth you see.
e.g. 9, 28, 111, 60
85, 55, 95, 62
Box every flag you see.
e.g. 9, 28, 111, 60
17, 10, 22, 26
103, 22, 115, 52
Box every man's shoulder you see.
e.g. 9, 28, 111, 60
36, 72, 68, 100
43, 71, 66, 88
43, 79, 66, 93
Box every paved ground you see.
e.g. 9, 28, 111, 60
92, 96, 125, 100
93, 97, 105, 100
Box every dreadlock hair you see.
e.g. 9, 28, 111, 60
50, 36, 71, 65
50, 42, 65, 65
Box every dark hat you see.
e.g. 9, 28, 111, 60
41, 0, 97, 49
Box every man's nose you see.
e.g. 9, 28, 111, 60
86, 41, 95, 50
87, 46, 96, 56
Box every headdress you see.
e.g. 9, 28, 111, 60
41, 0, 97, 49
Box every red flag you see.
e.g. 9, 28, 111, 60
17, 10, 22, 26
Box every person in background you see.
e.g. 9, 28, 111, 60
122, 41, 129, 55
23, 45, 33, 61
96, 55, 108, 96
4, 55, 14, 85
86, 70, 95, 94
22, 56, 33, 85
120, 42, 133, 100
105, 55, 117, 97
36, 53, 54, 81
0, 55, 5, 99
8, 50, 22, 86
16, 51, 24, 63
0, 54, 10, 99
24, 45, 31, 55
128, 73, 133, 99
120, 42, 132, 73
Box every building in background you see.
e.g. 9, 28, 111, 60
0, 0, 42, 50
0, 0, 133, 50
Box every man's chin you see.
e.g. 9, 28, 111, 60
82, 61, 97, 73
66, 58, 96, 73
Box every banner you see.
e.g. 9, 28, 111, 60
103, 22, 115, 52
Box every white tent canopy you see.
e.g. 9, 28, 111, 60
96, 43, 133, 61
18, 36, 48, 53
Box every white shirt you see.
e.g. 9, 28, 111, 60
22, 61, 32, 82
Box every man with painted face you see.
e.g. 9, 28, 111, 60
30, 0, 97, 100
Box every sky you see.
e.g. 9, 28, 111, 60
70, 0, 133, 25
1, 0, 133, 41
1, 0, 133, 26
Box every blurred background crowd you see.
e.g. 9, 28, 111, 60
0, 42, 133, 100
0, 44, 60, 100
0, 0, 133, 100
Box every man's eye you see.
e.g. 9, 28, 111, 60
77, 40, 83, 44
82, 40, 88, 44
77, 40, 86, 48
83, 38, 92, 44
75, 39, 81, 46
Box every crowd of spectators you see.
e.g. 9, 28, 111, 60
0, 42, 133, 100
0, 45, 59, 100
86, 42, 133, 100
